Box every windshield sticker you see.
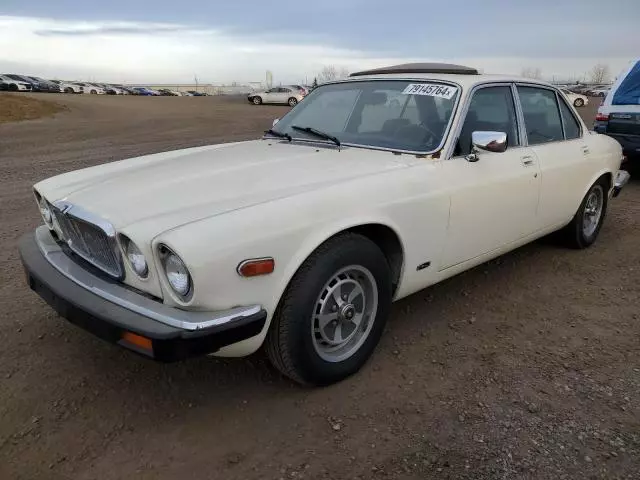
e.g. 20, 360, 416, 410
402, 84, 458, 99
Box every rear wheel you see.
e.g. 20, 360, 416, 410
559, 178, 608, 248
288, 97, 298, 107
574, 98, 584, 107
266, 233, 392, 386
253, 96, 262, 105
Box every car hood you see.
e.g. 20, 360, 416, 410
36, 140, 407, 232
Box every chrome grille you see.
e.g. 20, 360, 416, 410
51, 204, 123, 279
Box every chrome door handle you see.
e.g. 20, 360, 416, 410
521, 155, 534, 166
582, 146, 590, 154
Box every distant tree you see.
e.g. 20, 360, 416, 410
317, 65, 350, 84
311, 77, 318, 89
590, 63, 610, 84
521, 67, 542, 79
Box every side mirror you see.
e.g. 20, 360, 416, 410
466, 131, 507, 162
272, 118, 279, 127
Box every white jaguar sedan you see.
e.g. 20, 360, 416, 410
20, 63, 630, 386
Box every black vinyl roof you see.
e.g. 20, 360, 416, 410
350, 63, 479, 77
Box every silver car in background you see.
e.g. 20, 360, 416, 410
248, 86, 305, 106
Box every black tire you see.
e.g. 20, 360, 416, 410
9, 83, 18, 92
574, 98, 584, 107
288, 97, 298, 107
90, 90, 97, 95
64, 87, 73, 94
266, 233, 392, 386
559, 177, 609, 249
252, 96, 262, 105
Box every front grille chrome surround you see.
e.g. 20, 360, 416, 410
50, 201, 124, 279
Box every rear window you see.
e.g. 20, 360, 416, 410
612, 61, 640, 105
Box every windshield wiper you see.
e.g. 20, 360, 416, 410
264, 129, 291, 142
291, 125, 341, 150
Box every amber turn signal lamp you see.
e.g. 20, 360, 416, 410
237, 258, 275, 277
121, 331, 153, 352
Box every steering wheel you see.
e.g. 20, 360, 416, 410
394, 122, 437, 148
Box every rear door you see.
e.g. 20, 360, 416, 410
277, 87, 291, 103
515, 85, 593, 229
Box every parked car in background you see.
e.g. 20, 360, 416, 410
595, 58, 640, 165
587, 87, 610, 97
158, 89, 181, 96
8, 75, 60, 93
290, 84, 310, 95
561, 89, 588, 107
95, 83, 124, 95
68, 82, 103, 94
116, 86, 137, 95
132, 87, 156, 96
19, 63, 630, 386
248, 86, 305, 106
50, 80, 84, 94
186, 90, 206, 96
26, 76, 63, 93
0, 74, 32, 91
3, 74, 56, 92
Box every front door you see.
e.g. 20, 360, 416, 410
440, 84, 541, 269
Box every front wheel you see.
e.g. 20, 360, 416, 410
9, 84, 18, 92
288, 97, 298, 107
266, 233, 392, 386
574, 98, 584, 107
559, 178, 608, 248
252, 96, 262, 105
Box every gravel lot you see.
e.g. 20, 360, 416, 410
1, 93, 638, 480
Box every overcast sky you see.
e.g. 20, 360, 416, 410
1, 0, 638, 84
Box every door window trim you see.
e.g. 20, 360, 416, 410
556, 91, 584, 139
513, 83, 584, 146
447, 82, 524, 159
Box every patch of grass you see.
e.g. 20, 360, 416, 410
0, 93, 67, 124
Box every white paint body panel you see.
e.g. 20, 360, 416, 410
34, 73, 624, 357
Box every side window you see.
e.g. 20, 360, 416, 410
456, 86, 519, 156
558, 96, 581, 140
517, 87, 564, 145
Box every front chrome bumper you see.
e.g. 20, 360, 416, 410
19, 227, 267, 361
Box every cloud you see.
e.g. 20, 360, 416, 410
0, 13, 637, 85
34, 24, 190, 36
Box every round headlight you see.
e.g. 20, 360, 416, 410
37, 196, 52, 224
124, 238, 148, 278
161, 247, 191, 297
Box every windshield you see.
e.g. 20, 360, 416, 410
271, 80, 459, 153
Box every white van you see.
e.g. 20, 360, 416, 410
594, 58, 640, 163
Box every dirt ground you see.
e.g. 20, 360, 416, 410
0, 94, 638, 480
0, 93, 67, 124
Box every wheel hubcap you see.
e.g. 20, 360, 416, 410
582, 185, 603, 237
311, 265, 378, 362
